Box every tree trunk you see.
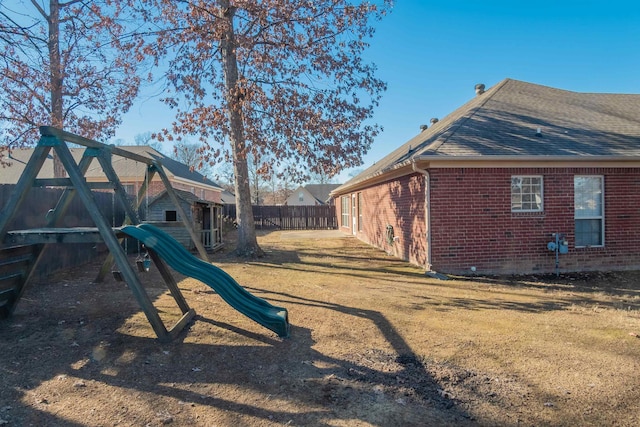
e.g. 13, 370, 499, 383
219, 1, 263, 257
49, 0, 65, 178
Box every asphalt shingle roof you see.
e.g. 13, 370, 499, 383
338, 78, 640, 191
1, 145, 222, 189
305, 184, 341, 204
148, 188, 213, 206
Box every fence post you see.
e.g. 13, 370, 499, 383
223, 204, 336, 230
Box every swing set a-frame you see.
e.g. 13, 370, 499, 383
0, 126, 209, 342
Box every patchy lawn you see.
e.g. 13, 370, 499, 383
1, 230, 640, 426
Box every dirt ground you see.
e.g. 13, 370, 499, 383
1, 230, 640, 426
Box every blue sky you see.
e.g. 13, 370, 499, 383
114, 0, 640, 182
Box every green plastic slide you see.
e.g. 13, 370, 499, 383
121, 224, 289, 337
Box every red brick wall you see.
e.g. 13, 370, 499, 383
338, 167, 640, 275
337, 174, 427, 266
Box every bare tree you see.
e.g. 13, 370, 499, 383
247, 152, 274, 205
0, 1, 149, 173
310, 170, 338, 185
264, 175, 295, 206
214, 161, 236, 194
172, 140, 213, 178
142, 0, 390, 256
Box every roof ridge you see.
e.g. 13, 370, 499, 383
333, 78, 640, 196
418, 78, 512, 155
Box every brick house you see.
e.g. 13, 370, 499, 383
2, 145, 223, 204
285, 184, 341, 206
2, 145, 224, 251
331, 79, 640, 275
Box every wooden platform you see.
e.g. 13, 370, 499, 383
3, 227, 124, 245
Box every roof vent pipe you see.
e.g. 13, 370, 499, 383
420, 124, 428, 132
475, 83, 485, 96
430, 118, 439, 125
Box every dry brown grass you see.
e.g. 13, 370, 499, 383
1, 230, 640, 426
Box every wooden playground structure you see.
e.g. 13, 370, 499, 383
0, 126, 210, 342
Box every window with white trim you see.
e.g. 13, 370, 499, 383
574, 176, 604, 247
357, 192, 363, 231
511, 176, 543, 212
341, 196, 350, 227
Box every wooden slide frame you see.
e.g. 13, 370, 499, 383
0, 126, 209, 342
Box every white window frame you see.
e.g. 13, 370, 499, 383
357, 192, 363, 232
511, 175, 544, 212
574, 175, 604, 248
341, 196, 350, 228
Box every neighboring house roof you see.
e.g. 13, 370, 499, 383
148, 188, 217, 206
287, 184, 341, 205
286, 186, 316, 205
335, 78, 640, 194
219, 190, 236, 205
119, 146, 222, 189
304, 184, 341, 204
1, 146, 223, 191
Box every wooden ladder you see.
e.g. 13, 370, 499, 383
0, 245, 37, 318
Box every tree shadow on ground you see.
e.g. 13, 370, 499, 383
227, 245, 429, 289
7, 232, 636, 425
0, 259, 476, 426
243, 252, 640, 315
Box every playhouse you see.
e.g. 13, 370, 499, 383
0, 127, 288, 341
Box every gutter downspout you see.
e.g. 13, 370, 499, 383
412, 159, 432, 271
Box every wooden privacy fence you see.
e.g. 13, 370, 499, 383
224, 205, 337, 230
0, 185, 124, 229
0, 184, 125, 277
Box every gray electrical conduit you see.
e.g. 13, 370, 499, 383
411, 159, 432, 271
